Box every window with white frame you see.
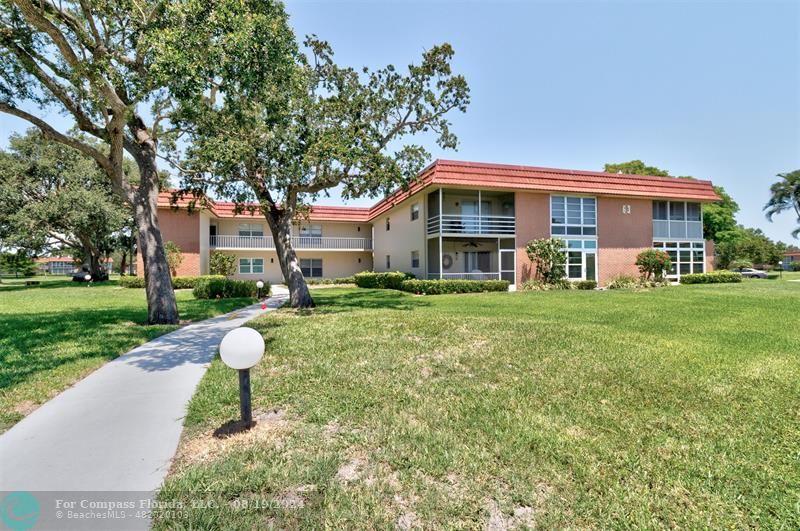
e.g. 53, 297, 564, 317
239, 257, 264, 274
411, 250, 420, 268
300, 258, 323, 277
551, 196, 596, 236
298, 224, 322, 237
238, 223, 264, 237
653, 241, 704, 277
410, 203, 420, 221
652, 201, 702, 239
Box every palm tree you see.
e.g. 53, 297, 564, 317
765, 170, 800, 237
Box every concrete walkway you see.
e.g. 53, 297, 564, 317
0, 286, 289, 495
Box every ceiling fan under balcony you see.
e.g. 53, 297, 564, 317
463, 240, 480, 248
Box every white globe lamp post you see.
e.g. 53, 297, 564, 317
219, 327, 265, 427
84, 273, 92, 287
256, 280, 264, 300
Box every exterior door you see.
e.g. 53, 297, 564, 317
500, 249, 515, 283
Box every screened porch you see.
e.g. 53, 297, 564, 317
426, 237, 516, 283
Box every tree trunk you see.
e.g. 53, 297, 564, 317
79, 237, 107, 280
131, 153, 179, 325
265, 209, 314, 308
119, 251, 128, 276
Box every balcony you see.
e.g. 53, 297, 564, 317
426, 215, 516, 235
210, 235, 372, 251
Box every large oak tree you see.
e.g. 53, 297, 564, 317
159, 1, 470, 307
0, 0, 179, 323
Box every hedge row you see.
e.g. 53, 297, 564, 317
399, 279, 509, 295
306, 277, 355, 285
192, 278, 264, 299
354, 271, 415, 289
680, 271, 742, 284
118, 275, 225, 289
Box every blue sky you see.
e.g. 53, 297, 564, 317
1, 0, 797, 242
287, 0, 799, 242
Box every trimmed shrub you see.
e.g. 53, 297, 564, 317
118, 275, 145, 288
520, 278, 573, 291
607, 275, 669, 289
574, 280, 597, 290
173, 275, 225, 289
525, 238, 566, 283
399, 279, 509, 295
306, 277, 356, 285
792, 262, 800, 272
118, 275, 226, 289
680, 271, 742, 284
354, 271, 414, 289
192, 278, 262, 299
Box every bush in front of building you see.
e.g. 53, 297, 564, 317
520, 278, 573, 291
525, 238, 566, 283
192, 278, 263, 299
118, 275, 226, 289
209, 251, 238, 276
354, 271, 415, 289
606, 275, 670, 289
399, 279, 509, 295
635, 249, 672, 281
680, 271, 742, 284
792, 262, 800, 272
172, 275, 225, 289
306, 277, 356, 285
574, 280, 597, 290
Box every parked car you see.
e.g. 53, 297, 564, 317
731, 267, 768, 279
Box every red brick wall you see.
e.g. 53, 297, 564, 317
597, 197, 653, 285
515, 192, 551, 284
135, 208, 201, 278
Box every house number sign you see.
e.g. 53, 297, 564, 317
622, 204, 632, 215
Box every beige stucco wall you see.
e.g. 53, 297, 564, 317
217, 250, 372, 283
371, 197, 427, 276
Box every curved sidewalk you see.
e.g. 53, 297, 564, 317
0, 286, 289, 493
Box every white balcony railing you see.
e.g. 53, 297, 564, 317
210, 235, 372, 250
427, 214, 515, 235
429, 272, 502, 281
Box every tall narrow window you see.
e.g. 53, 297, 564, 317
411, 250, 420, 268
386, 255, 391, 269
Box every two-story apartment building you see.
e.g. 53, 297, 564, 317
140, 159, 720, 286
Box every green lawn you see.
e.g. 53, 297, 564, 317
155, 279, 800, 529
0, 277, 254, 432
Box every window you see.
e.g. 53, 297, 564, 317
298, 224, 322, 237
386, 255, 391, 269
411, 250, 420, 268
410, 203, 420, 221
386, 218, 391, 231
551, 196, 596, 236
653, 241, 704, 278
300, 258, 322, 277
653, 201, 702, 239
239, 257, 264, 274
238, 223, 263, 237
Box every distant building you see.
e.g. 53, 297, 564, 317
34, 256, 113, 275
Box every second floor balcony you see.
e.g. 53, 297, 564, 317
210, 235, 373, 251
426, 189, 516, 236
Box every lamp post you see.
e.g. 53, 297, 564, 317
84, 273, 91, 287
256, 280, 264, 299
219, 327, 265, 428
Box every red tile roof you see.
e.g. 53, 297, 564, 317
785, 251, 800, 257
34, 256, 112, 263
158, 159, 720, 222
